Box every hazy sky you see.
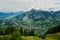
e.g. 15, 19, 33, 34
0, 0, 60, 12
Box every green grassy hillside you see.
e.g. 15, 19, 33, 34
45, 32, 60, 40
0, 32, 60, 40
22, 36, 42, 40
22, 32, 60, 40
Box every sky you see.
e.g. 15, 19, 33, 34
0, 0, 60, 12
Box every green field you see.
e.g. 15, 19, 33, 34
22, 32, 60, 40
0, 32, 60, 40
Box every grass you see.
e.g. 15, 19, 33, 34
22, 32, 60, 40
45, 32, 60, 40
0, 32, 60, 40
22, 36, 42, 40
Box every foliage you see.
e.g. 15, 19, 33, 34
11, 31, 22, 40
0, 29, 3, 35
5, 26, 17, 34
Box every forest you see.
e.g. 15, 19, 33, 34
0, 9, 60, 40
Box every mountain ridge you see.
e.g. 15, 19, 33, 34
0, 9, 60, 37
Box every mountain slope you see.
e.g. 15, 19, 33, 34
0, 9, 60, 37
13, 9, 60, 27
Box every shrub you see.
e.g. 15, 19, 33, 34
5, 26, 16, 34
11, 31, 22, 40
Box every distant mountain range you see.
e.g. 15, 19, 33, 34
11, 9, 60, 26
0, 9, 60, 36
0, 11, 24, 20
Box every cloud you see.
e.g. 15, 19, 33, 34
0, 0, 60, 12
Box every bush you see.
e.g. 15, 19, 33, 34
11, 31, 22, 40
47, 25, 60, 34
5, 26, 16, 34
0, 30, 3, 35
